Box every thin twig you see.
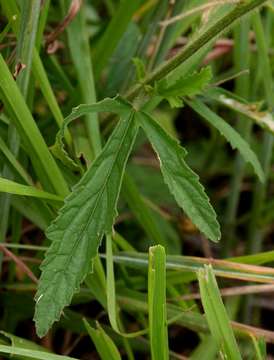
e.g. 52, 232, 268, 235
45, 0, 82, 46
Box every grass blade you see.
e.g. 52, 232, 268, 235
0, 177, 63, 203
198, 265, 242, 359
0, 55, 69, 196
84, 319, 121, 360
0, 345, 78, 360
93, 0, 142, 78
106, 233, 147, 338
148, 245, 169, 360
62, 0, 101, 157
188, 98, 264, 182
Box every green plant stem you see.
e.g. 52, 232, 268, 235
125, 0, 268, 100
223, 20, 251, 256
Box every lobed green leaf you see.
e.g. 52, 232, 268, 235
34, 100, 138, 337
136, 111, 221, 242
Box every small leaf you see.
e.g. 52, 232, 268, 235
187, 98, 265, 182
34, 102, 138, 337
136, 111, 221, 242
132, 57, 146, 81
84, 319, 122, 360
155, 66, 212, 108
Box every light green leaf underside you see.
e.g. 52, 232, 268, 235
34, 101, 138, 338
188, 98, 265, 182
155, 66, 212, 107
136, 111, 221, 242
0, 177, 63, 202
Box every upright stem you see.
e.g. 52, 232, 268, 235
126, 0, 268, 100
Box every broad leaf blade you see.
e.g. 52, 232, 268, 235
188, 98, 265, 182
137, 111, 220, 242
34, 108, 138, 337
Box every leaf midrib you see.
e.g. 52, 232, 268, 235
44, 111, 136, 289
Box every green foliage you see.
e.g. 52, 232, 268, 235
148, 245, 169, 360
137, 111, 221, 242
188, 98, 265, 182
34, 101, 138, 337
198, 265, 242, 359
84, 320, 122, 360
0, 0, 273, 358
155, 66, 212, 107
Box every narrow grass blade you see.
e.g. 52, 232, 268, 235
1, 1, 71, 145
0, 345, 78, 360
0, 55, 69, 196
0, 136, 32, 185
0, 177, 63, 203
84, 319, 121, 360
93, 0, 142, 78
251, 336, 266, 360
15, 0, 40, 97
0, 0, 40, 262
118, 289, 274, 344
106, 233, 147, 338
187, 98, 265, 182
62, 0, 101, 157
198, 265, 242, 359
148, 245, 169, 360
